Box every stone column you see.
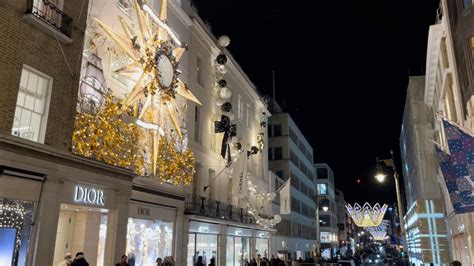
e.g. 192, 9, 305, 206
30, 179, 61, 266
181, 218, 190, 266
219, 224, 228, 266
104, 191, 130, 265
251, 229, 257, 258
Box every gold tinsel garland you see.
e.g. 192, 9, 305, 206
72, 95, 144, 173
157, 138, 195, 185
72, 95, 196, 185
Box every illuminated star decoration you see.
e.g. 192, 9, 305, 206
345, 203, 388, 227
93, 0, 201, 175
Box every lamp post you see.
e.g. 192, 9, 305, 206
375, 150, 405, 248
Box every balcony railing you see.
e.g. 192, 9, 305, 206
26, 0, 73, 38
185, 194, 258, 224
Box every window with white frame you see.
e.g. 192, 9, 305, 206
194, 106, 200, 143
237, 95, 244, 120
12, 66, 52, 143
196, 57, 203, 86
117, 0, 133, 17
246, 104, 251, 128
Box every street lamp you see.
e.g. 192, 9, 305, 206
375, 149, 405, 247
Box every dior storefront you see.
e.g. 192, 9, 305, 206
0, 141, 134, 266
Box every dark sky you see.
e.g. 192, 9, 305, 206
193, 1, 440, 204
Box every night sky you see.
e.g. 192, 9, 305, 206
193, 1, 440, 204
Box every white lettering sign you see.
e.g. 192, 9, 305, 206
74, 186, 105, 206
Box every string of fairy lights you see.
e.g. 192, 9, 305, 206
0, 199, 29, 265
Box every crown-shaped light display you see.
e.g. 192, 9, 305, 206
345, 203, 388, 227
367, 220, 389, 240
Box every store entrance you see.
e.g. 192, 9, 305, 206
52, 204, 108, 266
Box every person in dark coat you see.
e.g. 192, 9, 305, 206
71, 252, 89, 266
208, 258, 216, 266
116, 255, 129, 266
195, 256, 205, 266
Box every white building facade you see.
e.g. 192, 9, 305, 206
422, 2, 474, 264
315, 163, 339, 257
268, 112, 318, 260
0, 0, 275, 265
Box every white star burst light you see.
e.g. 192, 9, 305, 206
345, 203, 388, 227
93, 0, 200, 176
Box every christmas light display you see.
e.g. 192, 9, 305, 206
367, 220, 389, 241
73, 0, 198, 184
0, 199, 28, 265
72, 94, 144, 172
345, 203, 388, 227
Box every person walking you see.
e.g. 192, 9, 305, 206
195, 256, 205, 266
156, 258, 163, 266
208, 258, 216, 266
116, 255, 129, 266
58, 253, 72, 266
71, 252, 89, 266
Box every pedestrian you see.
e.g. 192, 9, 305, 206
71, 252, 89, 266
156, 257, 163, 266
163, 256, 175, 266
195, 256, 205, 266
58, 253, 72, 266
116, 255, 129, 266
208, 257, 216, 266
244, 258, 251, 266
450, 261, 462, 266
250, 257, 257, 266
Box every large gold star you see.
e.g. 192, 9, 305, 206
94, 0, 200, 175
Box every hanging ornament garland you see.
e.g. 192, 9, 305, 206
213, 36, 237, 164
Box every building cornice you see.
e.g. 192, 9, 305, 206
0, 134, 135, 182
189, 14, 270, 115
169, 0, 193, 27
424, 22, 445, 106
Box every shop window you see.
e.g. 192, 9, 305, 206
126, 218, 173, 265
255, 238, 269, 257
188, 233, 218, 266
0, 198, 35, 266
12, 66, 52, 143
226, 236, 250, 266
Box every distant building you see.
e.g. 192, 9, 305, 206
336, 189, 350, 254
315, 163, 339, 257
269, 103, 317, 260
400, 76, 451, 264
423, 1, 474, 264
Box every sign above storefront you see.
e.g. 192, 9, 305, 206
74, 186, 105, 206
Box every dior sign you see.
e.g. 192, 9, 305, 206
74, 186, 105, 206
